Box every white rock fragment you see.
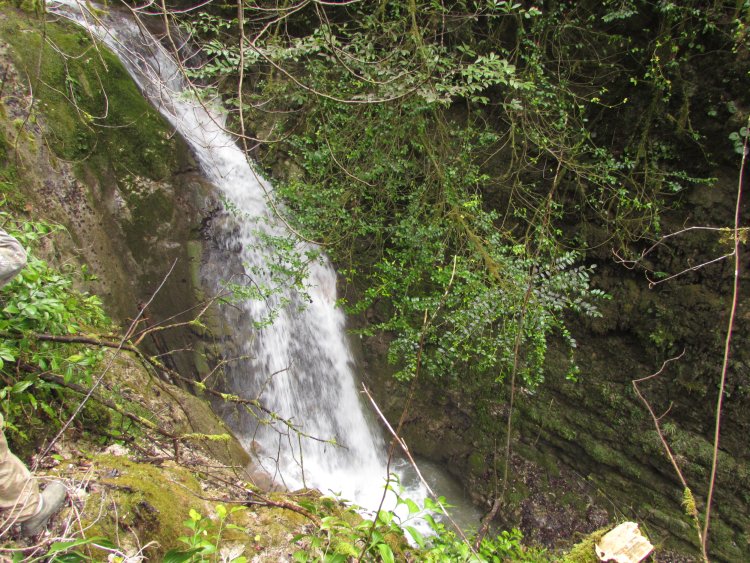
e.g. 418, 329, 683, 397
104, 443, 129, 457
596, 522, 654, 563
72, 487, 89, 503
219, 544, 245, 562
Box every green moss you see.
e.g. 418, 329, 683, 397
467, 451, 486, 476
65, 449, 351, 561
81, 454, 204, 558
193, 341, 211, 379
562, 527, 609, 563
104, 351, 252, 469
120, 178, 175, 253
0, 126, 7, 160
505, 481, 530, 506
126, 185, 174, 225
0, 128, 25, 210
0, 9, 179, 181
76, 398, 112, 430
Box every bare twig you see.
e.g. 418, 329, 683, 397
644, 252, 734, 288
612, 225, 745, 287
702, 115, 748, 557
362, 384, 476, 553
632, 350, 705, 559
632, 352, 690, 487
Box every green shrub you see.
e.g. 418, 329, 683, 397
0, 214, 110, 440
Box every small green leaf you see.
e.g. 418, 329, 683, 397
215, 503, 227, 519
377, 543, 395, 563
11, 380, 33, 394
404, 525, 425, 547
47, 537, 106, 553
49, 554, 85, 563
163, 548, 203, 563
0, 346, 16, 361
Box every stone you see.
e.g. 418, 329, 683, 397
595, 522, 654, 563
104, 444, 129, 457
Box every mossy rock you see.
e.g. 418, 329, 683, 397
562, 527, 609, 563
79, 454, 205, 558
0, 10, 179, 181
73, 456, 314, 561
467, 451, 486, 476
104, 350, 252, 471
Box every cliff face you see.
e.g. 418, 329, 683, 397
341, 17, 750, 562
0, 8, 229, 381
355, 150, 750, 561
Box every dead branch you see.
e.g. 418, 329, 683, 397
631, 350, 705, 558
361, 384, 475, 550
703, 114, 748, 557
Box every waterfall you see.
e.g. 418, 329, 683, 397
50, 1, 419, 511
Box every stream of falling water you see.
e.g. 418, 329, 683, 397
48, 0, 438, 515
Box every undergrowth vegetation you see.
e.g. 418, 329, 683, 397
164, 492, 549, 563
0, 222, 110, 447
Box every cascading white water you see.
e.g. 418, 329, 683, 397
50, 0, 423, 511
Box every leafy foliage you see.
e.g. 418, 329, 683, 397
290, 487, 547, 562
170, 0, 745, 390
164, 505, 249, 563
0, 215, 110, 439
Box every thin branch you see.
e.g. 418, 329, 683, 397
614, 226, 736, 270
632, 351, 690, 488
632, 350, 706, 559
702, 115, 748, 556
644, 252, 734, 288
362, 384, 476, 554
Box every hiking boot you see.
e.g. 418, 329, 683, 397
20, 481, 66, 537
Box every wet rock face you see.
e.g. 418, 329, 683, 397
0, 9, 229, 380
350, 174, 750, 561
